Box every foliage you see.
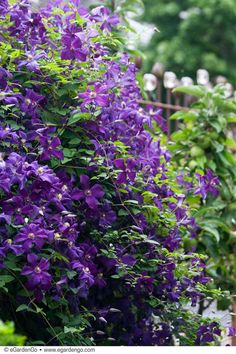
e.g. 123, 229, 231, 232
170, 84, 236, 309
0, 0, 225, 346
140, 0, 236, 83
0, 320, 26, 345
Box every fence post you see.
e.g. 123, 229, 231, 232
163, 71, 177, 138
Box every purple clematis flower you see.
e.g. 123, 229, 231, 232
72, 175, 104, 209
228, 326, 236, 336
79, 83, 109, 108
21, 254, 52, 301
0, 170, 11, 193
71, 261, 95, 298
39, 136, 64, 161
135, 275, 154, 294
164, 229, 181, 251
135, 213, 147, 232
0, 0, 8, 15
194, 169, 219, 201
114, 158, 137, 184
29, 162, 59, 185
99, 202, 116, 227
61, 26, 87, 61
0, 68, 12, 89
0, 87, 20, 105
0, 239, 22, 256
20, 89, 45, 118
18, 50, 47, 72
195, 322, 221, 345
90, 6, 119, 32
15, 223, 52, 250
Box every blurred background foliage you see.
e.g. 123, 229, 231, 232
0, 321, 26, 345
140, 0, 236, 84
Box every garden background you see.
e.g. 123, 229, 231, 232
1, 0, 236, 347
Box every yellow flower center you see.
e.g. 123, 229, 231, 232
83, 267, 90, 273
89, 92, 96, 99
54, 232, 61, 240
37, 167, 44, 174
34, 266, 41, 273
25, 98, 32, 105
85, 189, 92, 196
28, 233, 35, 239
57, 193, 62, 201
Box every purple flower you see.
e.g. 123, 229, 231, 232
20, 89, 45, 118
194, 169, 219, 200
0, 68, 12, 89
72, 175, 104, 209
99, 203, 116, 227
176, 172, 193, 190
21, 254, 52, 301
0, 0, 8, 15
228, 326, 236, 336
0, 239, 22, 256
30, 163, 59, 185
90, 6, 119, 32
114, 158, 137, 184
135, 275, 154, 294
39, 136, 64, 161
135, 213, 147, 231
119, 254, 136, 267
0, 170, 11, 193
15, 223, 52, 251
18, 50, 47, 72
195, 322, 221, 345
79, 83, 109, 108
61, 26, 87, 61
71, 261, 95, 298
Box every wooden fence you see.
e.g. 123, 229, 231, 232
138, 62, 235, 137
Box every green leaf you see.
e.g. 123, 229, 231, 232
118, 209, 129, 216
0, 275, 14, 283
68, 112, 91, 125
226, 114, 236, 123
173, 85, 205, 98
202, 226, 220, 242
64, 326, 78, 334
16, 304, 28, 312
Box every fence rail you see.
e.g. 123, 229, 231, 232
139, 62, 235, 137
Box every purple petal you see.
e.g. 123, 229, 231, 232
21, 266, 33, 276
39, 258, 50, 270
61, 49, 73, 60
74, 49, 87, 61
50, 136, 61, 148
80, 174, 90, 189
27, 253, 38, 264
116, 172, 126, 184
114, 158, 125, 170
96, 95, 109, 107
128, 171, 136, 182
86, 196, 98, 209
71, 37, 82, 49
127, 158, 136, 169
52, 150, 64, 160
72, 189, 84, 200
91, 184, 104, 199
